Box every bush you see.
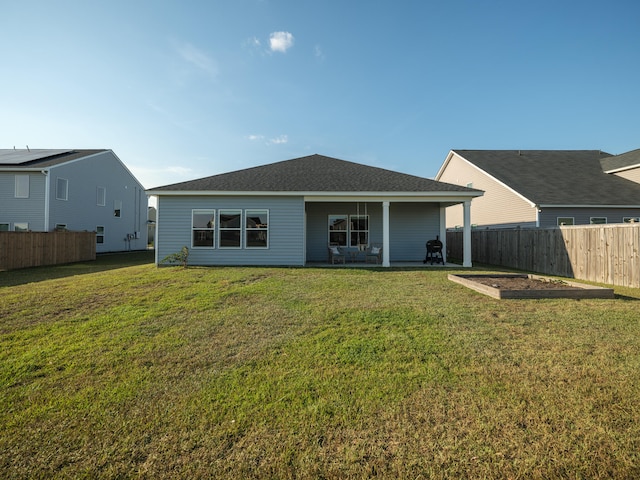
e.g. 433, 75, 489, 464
160, 246, 189, 267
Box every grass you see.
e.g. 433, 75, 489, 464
1, 253, 640, 478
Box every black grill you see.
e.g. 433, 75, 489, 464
423, 237, 443, 265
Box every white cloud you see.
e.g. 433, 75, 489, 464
173, 41, 218, 77
269, 32, 294, 53
314, 45, 325, 61
268, 134, 288, 145
246, 134, 288, 145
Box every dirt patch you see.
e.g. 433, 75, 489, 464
448, 274, 615, 299
470, 275, 582, 291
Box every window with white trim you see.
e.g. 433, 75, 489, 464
14, 222, 28, 232
97, 187, 106, 206
246, 210, 269, 248
192, 210, 215, 247
56, 178, 68, 200
96, 226, 105, 244
557, 217, 574, 226
350, 215, 369, 247
55, 224, 67, 231
328, 215, 348, 246
114, 200, 122, 217
15, 175, 29, 198
590, 217, 607, 225
623, 217, 640, 223
219, 210, 241, 248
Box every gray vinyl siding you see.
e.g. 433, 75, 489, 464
538, 207, 640, 227
439, 153, 536, 228
305, 201, 440, 262
48, 151, 148, 252
389, 203, 440, 261
0, 172, 47, 231
156, 195, 305, 266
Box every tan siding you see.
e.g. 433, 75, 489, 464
439, 153, 537, 228
613, 167, 640, 184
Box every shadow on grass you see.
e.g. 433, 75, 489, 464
0, 251, 155, 288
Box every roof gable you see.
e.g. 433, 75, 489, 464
149, 154, 480, 194
600, 148, 640, 173
452, 150, 640, 206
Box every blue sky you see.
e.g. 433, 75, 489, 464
2, 0, 639, 192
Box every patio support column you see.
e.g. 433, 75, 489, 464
382, 201, 390, 267
439, 206, 447, 264
463, 200, 472, 267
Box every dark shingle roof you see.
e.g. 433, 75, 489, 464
454, 150, 640, 205
600, 149, 640, 173
0, 149, 107, 168
150, 154, 480, 194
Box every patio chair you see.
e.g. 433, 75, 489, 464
328, 243, 346, 264
365, 243, 382, 264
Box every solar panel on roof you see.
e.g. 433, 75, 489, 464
0, 149, 73, 165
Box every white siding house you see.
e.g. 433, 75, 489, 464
0, 149, 148, 252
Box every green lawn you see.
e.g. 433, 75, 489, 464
1, 253, 639, 479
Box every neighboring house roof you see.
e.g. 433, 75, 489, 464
442, 150, 640, 206
600, 148, 640, 173
148, 154, 482, 196
0, 149, 108, 169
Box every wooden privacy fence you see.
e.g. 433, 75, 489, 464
447, 224, 640, 288
0, 231, 96, 271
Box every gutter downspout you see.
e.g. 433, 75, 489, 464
42, 170, 50, 231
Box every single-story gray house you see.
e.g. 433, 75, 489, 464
146, 154, 483, 267
436, 149, 640, 228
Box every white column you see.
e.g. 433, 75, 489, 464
382, 201, 390, 267
439, 206, 447, 264
463, 200, 472, 267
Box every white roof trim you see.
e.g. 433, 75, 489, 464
603, 163, 640, 174
538, 204, 640, 209
146, 189, 483, 199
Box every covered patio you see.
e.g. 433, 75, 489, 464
304, 197, 477, 268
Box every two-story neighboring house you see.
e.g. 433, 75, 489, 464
435, 149, 640, 228
0, 149, 148, 252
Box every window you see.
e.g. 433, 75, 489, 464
15, 175, 29, 198
96, 226, 104, 244
350, 215, 369, 247
192, 210, 215, 247
557, 217, 574, 226
590, 217, 607, 225
54, 224, 67, 231
0, 223, 9, 232
114, 200, 122, 217
219, 210, 241, 248
97, 187, 106, 206
329, 215, 348, 246
329, 215, 369, 247
623, 217, 639, 223
14, 223, 28, 232
56, 178, 68, 200
246, 210, 269, 248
